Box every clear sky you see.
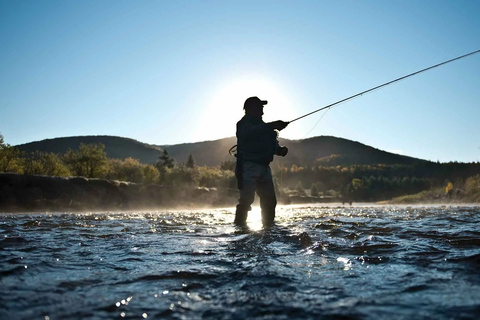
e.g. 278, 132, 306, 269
1, 0, 479, 162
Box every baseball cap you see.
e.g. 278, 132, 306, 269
244, 96, 268, 109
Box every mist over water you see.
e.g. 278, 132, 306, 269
1, 205, 480, 319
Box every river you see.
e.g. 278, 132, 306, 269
1, 204, 480, 319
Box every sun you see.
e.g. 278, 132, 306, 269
198, 75, 298, 141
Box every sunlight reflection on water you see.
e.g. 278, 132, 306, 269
246, 207, 264, 231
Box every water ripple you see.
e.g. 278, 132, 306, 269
1, 205, 480, 319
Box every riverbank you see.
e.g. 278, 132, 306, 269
0, 173, 351, 213
0, 173, 232, 213
2, 173, 476, 213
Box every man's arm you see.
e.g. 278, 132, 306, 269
275, 143, 288, 157
268, 120, 289, 131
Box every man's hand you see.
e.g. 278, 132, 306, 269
279, 146, 288, 157
268, 120, 289, 131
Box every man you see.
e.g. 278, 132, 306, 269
234, 96, 289, 226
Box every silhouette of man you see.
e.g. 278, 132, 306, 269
234, 96, 289, 226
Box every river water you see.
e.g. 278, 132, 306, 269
1, 204, 480, 319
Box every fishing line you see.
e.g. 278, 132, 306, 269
300, 94, 364, 138
300, 93, 362, 139
289, 49, 480, 124
302, 108, 330, 139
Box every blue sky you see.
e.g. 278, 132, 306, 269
1, 0, 479, 162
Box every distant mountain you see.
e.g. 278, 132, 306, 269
17, 136, 164, 165
281, 136, 428, 167
160, 137, 237, 167
16, 135, 430, 167
161, 136, 430, 167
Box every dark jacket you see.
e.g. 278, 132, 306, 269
236, 114, 283, 165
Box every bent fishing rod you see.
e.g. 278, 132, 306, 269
288, 49, 480, 124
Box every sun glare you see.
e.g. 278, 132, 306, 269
198, 76, 298, 141
246, 207, 264, 231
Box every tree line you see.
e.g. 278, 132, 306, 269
1, 134, 480, 202
0, 135, 235, 191
272, 159, 480, 202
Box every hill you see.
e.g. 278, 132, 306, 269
160, 137, 237, 167
162, 136, 430, 167
281, 136, 428, 167
17, 136, 164, 165
15, 135, 430, 167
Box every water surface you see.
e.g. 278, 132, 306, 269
1, 205, 480, 319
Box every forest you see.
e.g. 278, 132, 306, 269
2, 134, 480, 205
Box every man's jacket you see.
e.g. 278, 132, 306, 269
236, 114, 283, 165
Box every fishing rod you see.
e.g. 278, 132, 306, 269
289, 49, 480, 123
